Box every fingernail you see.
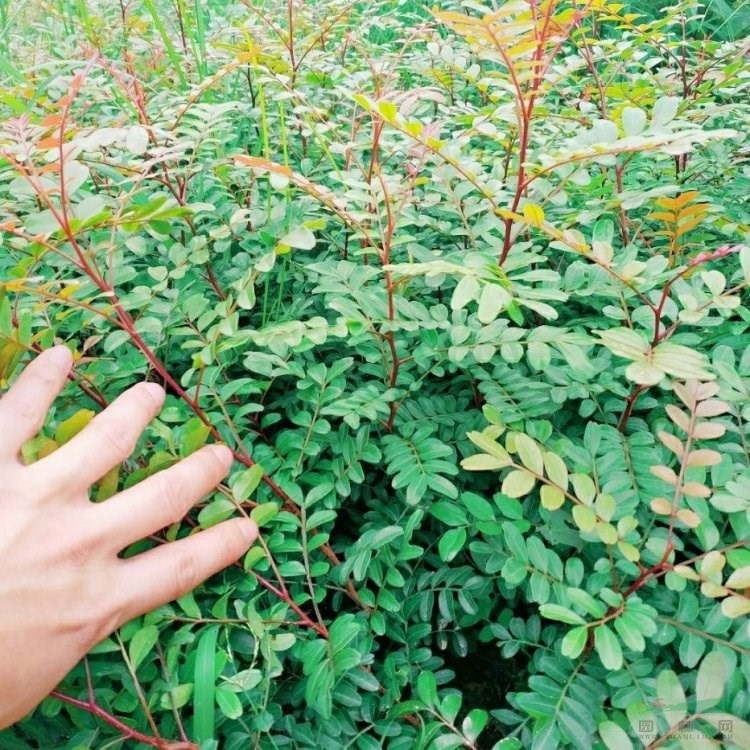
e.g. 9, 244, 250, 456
210, 444, 234, 468
47, 345, 73, 368
238, 519, 258, 545
140, 382, 166, 408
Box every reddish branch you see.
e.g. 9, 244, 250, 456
51, 691, 196, 750
617, 245, 742, 432
498, 2, 593, 264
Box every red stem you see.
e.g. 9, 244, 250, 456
51, 691, 196, 750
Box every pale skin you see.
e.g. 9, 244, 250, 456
0, 346, 258, 729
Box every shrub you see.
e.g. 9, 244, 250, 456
1, 1, 749, 749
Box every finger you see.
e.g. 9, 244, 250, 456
40, 381, 165, 487
115, 518, 257, 622
0, 346, 73, 459
97, 445, 234, 552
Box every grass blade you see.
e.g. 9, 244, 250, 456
142, 0, 189, 88
193, 625, 219, 742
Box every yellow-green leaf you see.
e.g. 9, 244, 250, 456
700, 551, 725, 579
595, 522, 618, 544
467, 431, 512, 463
725, 566, 750, 590
501, 469, 536, 498
595, 493, 616, 522
522, 203, 545, 226
650, 497, 672, 515
676, 508, 701, 528
55, 409, 95, 445
596, 327, 649, 360
651, 465, 678, 485
673, 564, 700, 580
540, 485, 565, 510
543, 451, 568, 489
618, 542, 640, 562
96, 466, 120, 501
573, 505, 596, 532
686, 449, 721, 467
571, 474, 596, 505
251, 502, 279, 527
721, 597, 750, 618
693, 422, 726, 440
625, 361, 663, 386
514, 434, 543, 475
462, 453, 511, 471
377, 100, 398, 122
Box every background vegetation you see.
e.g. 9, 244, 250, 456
1, 1, 749, 748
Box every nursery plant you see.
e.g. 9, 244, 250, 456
0, 0, 749, 748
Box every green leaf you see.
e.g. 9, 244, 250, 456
160, 683, 194, 711
441, 692, 462, 723
180, 418, 212, 457
462, 708, 489, 742
502, 558, 528, 585
703, 714, 750, 748
568, 588, 607, 617
128, 625, 159, 671
594, 625, 623, 670
251, 502, 279, 526
614, 614, 646, 652
461, 492, 496, 521
232, 464, 264, 501
561, 626, 588, 659
430, 501, 469, 526
439, 527, 467, 562
696, 651, 732, 711
370, 525, 404, 549
599, 721, 634, 750
655, 669, 687, 727
539, 604, 586, 625
417, 671, 437, 707
216, 686, 242, 719
305, 660, 334, 719
502, 522, 528, 561
198, 497, 236, 528
243, 545, 266, 571
678, 631, 706, 668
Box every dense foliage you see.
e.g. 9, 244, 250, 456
1, 1, 750, 748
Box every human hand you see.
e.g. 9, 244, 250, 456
0, 346, 258, 729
